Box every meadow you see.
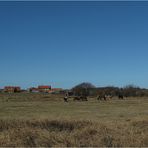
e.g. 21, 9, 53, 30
0, 92, 147, 146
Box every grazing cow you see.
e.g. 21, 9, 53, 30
73, 96, 88, 101
118, 94, 124, 99
105, 94, 113, 100
64, 93, 69, 102
73, 96, 81, 101
64, 96, 68, 102
97, 95, 107, 101
97, 94, 112, 101
80, 96, 88, 101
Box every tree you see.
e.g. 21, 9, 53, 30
71, 82, 96, 96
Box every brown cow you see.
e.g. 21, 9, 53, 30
73, 95, 88, 101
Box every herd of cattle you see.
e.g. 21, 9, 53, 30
63, 94, 125, 102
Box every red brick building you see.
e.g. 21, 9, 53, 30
4, 86, 21, 93
29, 87, 39, 93
48, 88, 63, 94
38, 85, 51, 93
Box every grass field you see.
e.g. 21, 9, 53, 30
0, 93, 148, 146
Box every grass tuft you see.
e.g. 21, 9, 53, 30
0, 119, 147, 147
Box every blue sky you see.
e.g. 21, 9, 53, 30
0, 1, 148, 89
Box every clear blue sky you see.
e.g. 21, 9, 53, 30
0, 1, 148, 89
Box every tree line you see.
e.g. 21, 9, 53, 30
70, 83, 148, 97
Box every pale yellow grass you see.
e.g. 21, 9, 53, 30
0, 93, 147, 146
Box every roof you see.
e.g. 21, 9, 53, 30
38, 85, 51, 89
4, 86, 20, 89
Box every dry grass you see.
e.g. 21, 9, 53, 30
0, 119, 147, 147
0, 93, 147, 146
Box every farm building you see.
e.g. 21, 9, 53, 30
4, 86, 21, 93
49, 88, 63, 94
38, 85, 51, 93
29, 87, 39, 93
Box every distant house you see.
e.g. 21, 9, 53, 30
38, 85, 51, 93
49, 88, 63, 94
4, 86, 21, 93
29, 87, 39, 93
